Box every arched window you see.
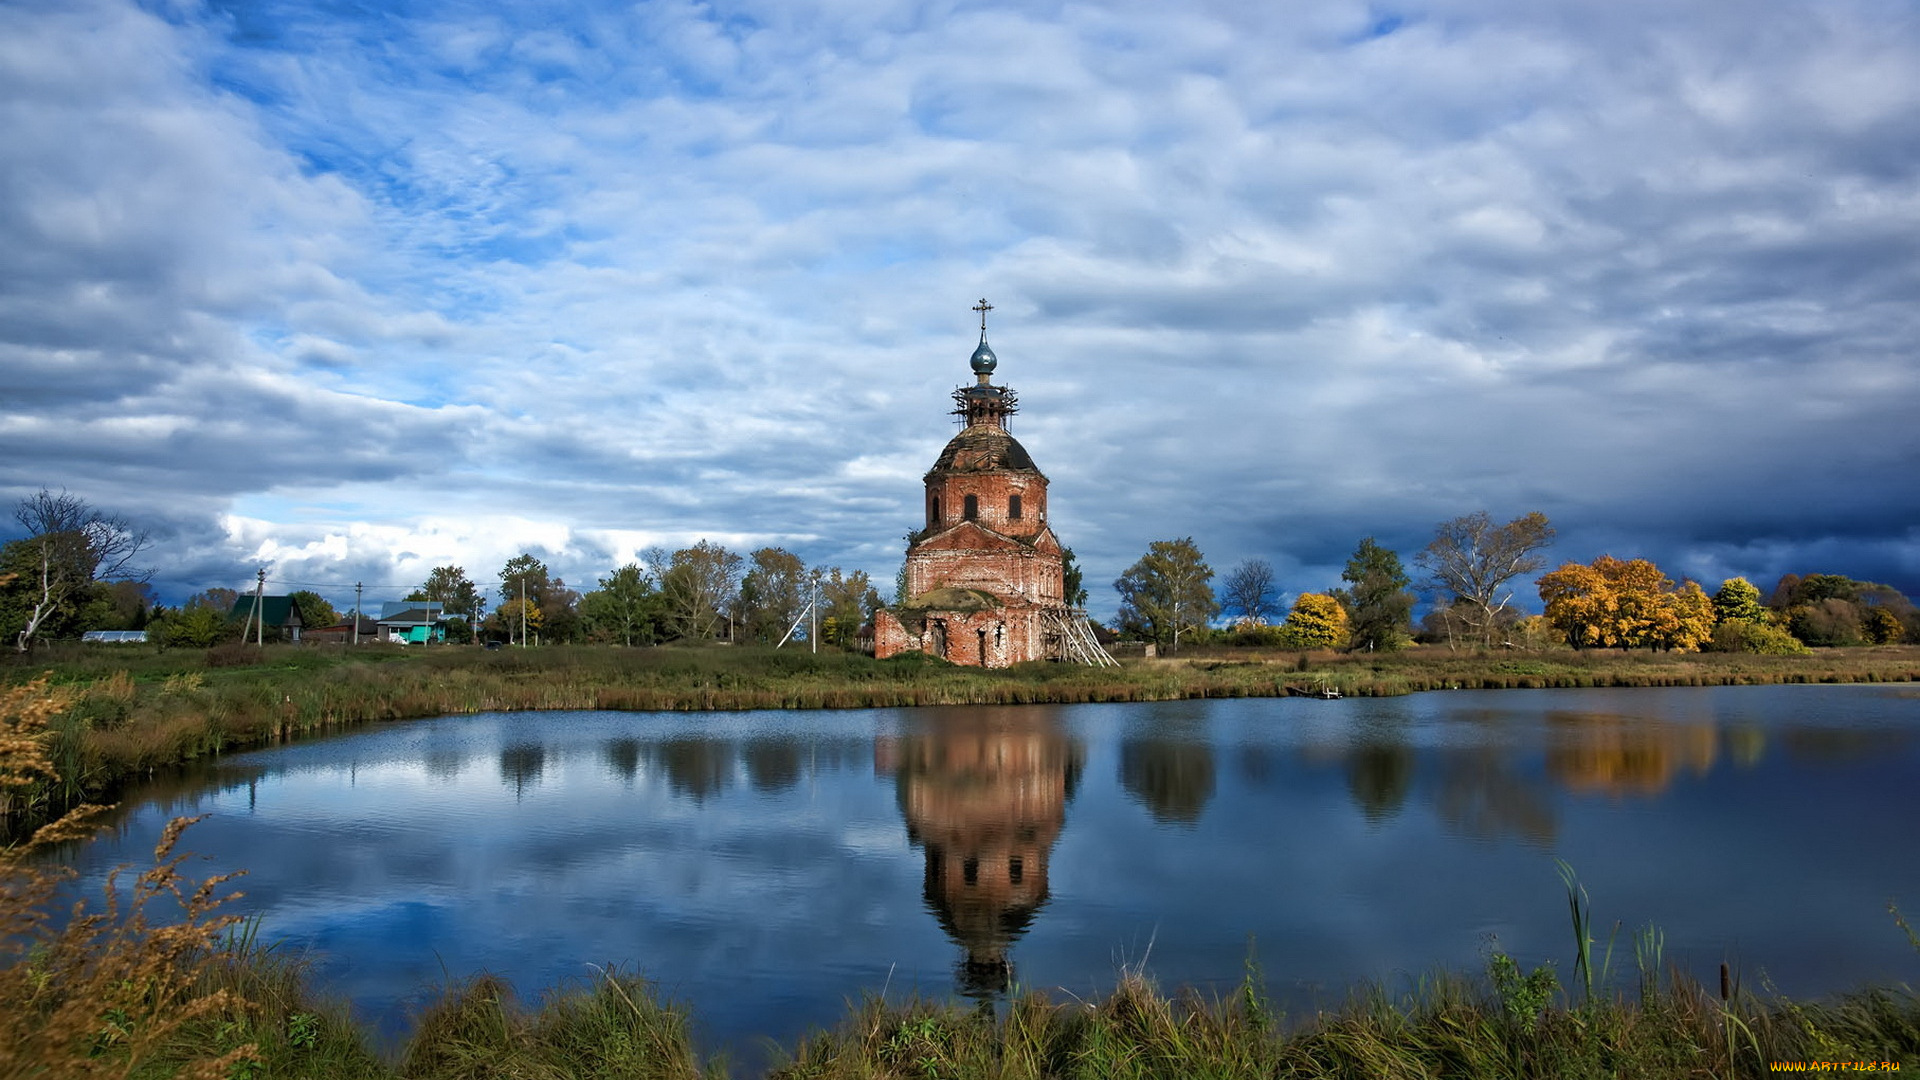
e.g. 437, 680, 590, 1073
963, 494, 978, 520
930, 496, 941, 527
1008, 494, 1022, 520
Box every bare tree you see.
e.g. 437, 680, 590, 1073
1220, 558, 1278, 626
9, 488, 150, 652
1415, 511, 1554, 649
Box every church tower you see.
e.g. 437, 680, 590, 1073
874, 301, 1114, 667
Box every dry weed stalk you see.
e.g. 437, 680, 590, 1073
1, 676, 261, 1079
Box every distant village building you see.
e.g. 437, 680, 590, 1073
226, 595, 305, 643
377, 601, 447, 644
873, 301, 1113, 668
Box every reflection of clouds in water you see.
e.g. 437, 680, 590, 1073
839, 821, 907, 857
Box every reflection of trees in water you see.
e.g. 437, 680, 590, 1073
1434, 748, 1556, 844
743, 738, 803, 792
602, 737, 641, 782
592, 732, 862, 794
499, 743, 544, 799
1236, 743, 1276, 786
422, 746, 465, 781
1544, 712, 1717, 797
1119, 738, 1214, 826
655, 737, 733, 802
1347, 742, 1415, 824
1781, 727, 1914, 766
885, 707, 1084, 1000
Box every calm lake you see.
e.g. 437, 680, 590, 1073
59, 685, 1920, 1061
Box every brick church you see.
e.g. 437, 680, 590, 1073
873, 302, 1113, 668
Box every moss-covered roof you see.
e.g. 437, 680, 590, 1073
926, 426, 1040, 475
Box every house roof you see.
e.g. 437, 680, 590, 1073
377, 607, 444, 627
226, 595, 303, 626
380, 600, 444, 619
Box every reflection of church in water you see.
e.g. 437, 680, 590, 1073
875, 707, 1084, 997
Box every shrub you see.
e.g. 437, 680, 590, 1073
1708, 620, 1812, 655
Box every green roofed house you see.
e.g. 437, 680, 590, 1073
226, 595, 306, 643
378, 601, 447, 644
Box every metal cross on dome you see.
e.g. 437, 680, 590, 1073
973, 298, 993, 336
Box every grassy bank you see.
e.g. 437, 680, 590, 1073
7, 860, 1918, 1079
5, 641, 1920, 823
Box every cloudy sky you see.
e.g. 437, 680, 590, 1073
4, 0, 1917, 620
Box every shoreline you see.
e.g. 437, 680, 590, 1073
5, 642, 1920, 826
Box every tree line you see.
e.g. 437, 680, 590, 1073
0, 489, 886, 650
1111, 510, 1916, 654
5, 488, 1915, 655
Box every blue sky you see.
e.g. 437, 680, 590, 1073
3, 0, 1917, 620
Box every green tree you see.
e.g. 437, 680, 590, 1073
1061, 547, 1089, 608
3, 489, 151, 652
288, 590, 339, 629
92, 580, 156, 631
1334, 538, 1413, 651
1113, 538, 1218, 651
1220, 558, 1277, 626
819, 567, 881, 648
494, 554, 553, 645
647, 541, 743, 641
1416, 511, 1554, 649
185, 587, 240, 613
580, 563, 662, 646
1788, 599, 1864, 646
739, 548, 807, 644
148, 603, 238, 648
1281, 592, 1349, 649
1712, 577, 1765, 625
410, 566, 482, 625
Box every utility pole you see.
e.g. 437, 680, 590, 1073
520, 577, 527, 648
253, 568, 267, 646
810, 569, 821, 654
353, 582, 363, 645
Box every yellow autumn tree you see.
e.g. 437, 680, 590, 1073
1538, 556, 1713, 653
1539, 562, 1617, 648
1661, 580, 1716, 652
1281, 592, 1349, 649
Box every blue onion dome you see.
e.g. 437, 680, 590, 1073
970, 337, 998, 375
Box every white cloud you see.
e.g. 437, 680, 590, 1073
3, 0, 1918, 615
